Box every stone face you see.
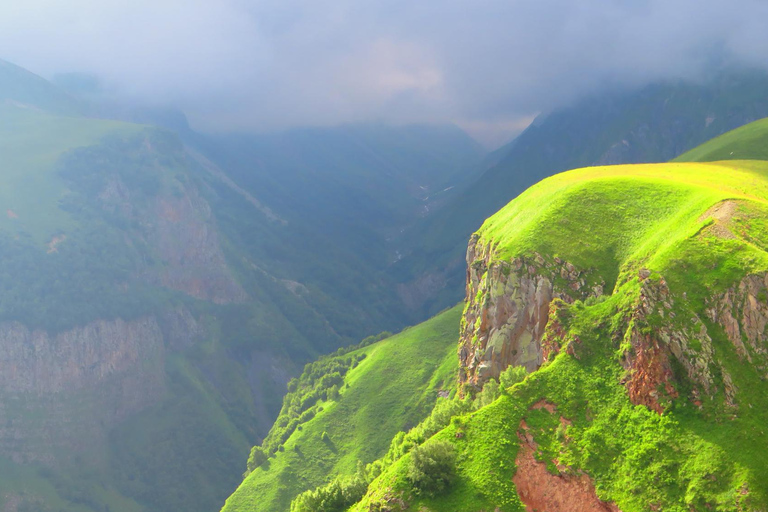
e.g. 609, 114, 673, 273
458, 235, 602, 389
706, 273, 768, 376
0, 316, 167, 464
98, 168, 248, 305
458, 231, 767, 412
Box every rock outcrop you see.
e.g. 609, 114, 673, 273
95, 145, 248, 305
458, 234, 603, 389
515, 416, 621, 512
706, 273, 768, 376
458, 229, 761, 412
0, 317, 164, 395
0, 316, 170, 464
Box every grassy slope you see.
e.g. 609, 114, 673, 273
675, 117, 768, 163
221, 305, 463, 512
0, 103, 140, 243
0, 103, 305, 512
0, 58, 83, 115
355, 161, 768, 511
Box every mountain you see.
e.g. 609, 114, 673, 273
0, 60, 484, 512
235, 120, 768, 512
0, 59, 83, 115
185, 123, 485, 333
357, 159, 768, 511
392, 70, 768, 319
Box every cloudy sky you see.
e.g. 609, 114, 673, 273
2, 0, 768, 146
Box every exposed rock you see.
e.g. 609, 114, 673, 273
0, 317, 163, 395
706, 273, 768, 376
459, 235, 603, 388
514, 419, 621, 512
0, 317, 166, 464
159, 307, 207, 351
97, 166, 248, 305
147, 183, 248, 304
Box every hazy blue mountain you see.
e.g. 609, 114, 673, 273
392, 69, 768, 317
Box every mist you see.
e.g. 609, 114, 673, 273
2, 0, 767, 146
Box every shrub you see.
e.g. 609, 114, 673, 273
473, 378, 499, 409
499, 365, 527, 390
290, 464, 369, 512
246, 446, 267, 472
407, 440, 456, 496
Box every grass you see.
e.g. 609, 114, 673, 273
359, 284, 768, 512
477, 161, 768, 291
0, 103, 141, 244
220, 305, 463, 512
353, 158, 768, 511
675, 117, 768, 163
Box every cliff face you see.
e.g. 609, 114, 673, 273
0, 316, 166, 464
0, 306, 213, 468
459, 236, 768, 413
458, 234, 604, 389
96, 158, 248, 305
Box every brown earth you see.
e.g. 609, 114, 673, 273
514, 419, 621, 512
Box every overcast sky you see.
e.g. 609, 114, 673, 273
2, 0, 768, 147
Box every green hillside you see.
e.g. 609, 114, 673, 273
676, 117, 768, 162
0, 102, 302, 512
221, 305, 462, 512
0, 103, 139, 242
351, 160, 768, 511
0, 58, 83, 115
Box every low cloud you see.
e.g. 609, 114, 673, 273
2, 0, 767, 145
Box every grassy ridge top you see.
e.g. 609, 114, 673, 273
221, 305, 462, 512
477, 161, 768, 291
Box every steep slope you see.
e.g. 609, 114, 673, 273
354, 161, 768, 511
393, 70, 768, 318
221, 305, 462, 512
0, 102, 312, 512
0, 58, 83, 115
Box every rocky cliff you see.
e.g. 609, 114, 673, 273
458, 234, 604, 389
0, 316, 165, 464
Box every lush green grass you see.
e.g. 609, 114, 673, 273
478, 161, 768, 290
220, 305, 463, 512
676, 117, 768, 162
354, 160, 768, 511
356, 291, 768, 511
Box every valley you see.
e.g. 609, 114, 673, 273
2, 55, 768, 512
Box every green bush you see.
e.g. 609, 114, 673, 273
407, 440, 456, 496
290, 464, 369, 512
246, 446, 267, 472
499, 365, 527, 390
473, 378, 499, 408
